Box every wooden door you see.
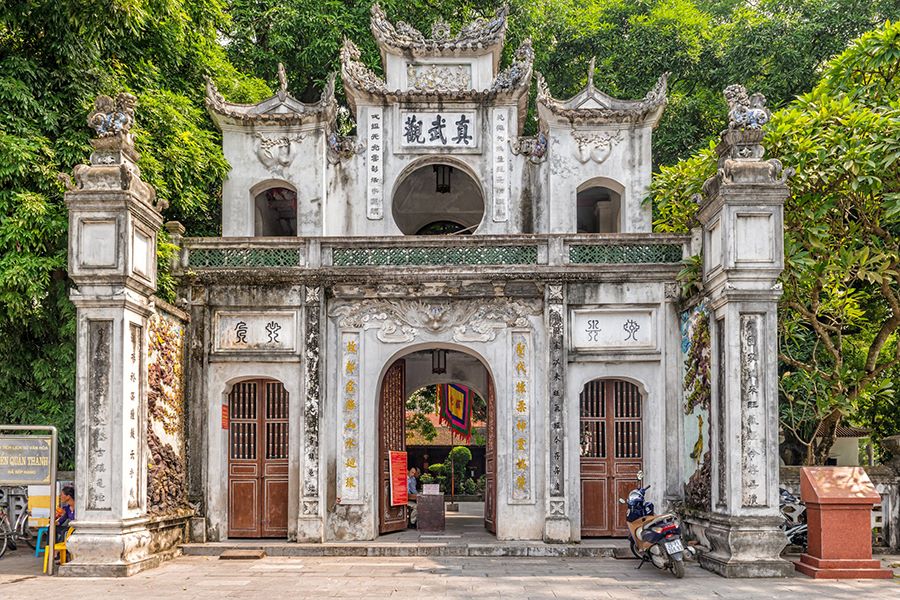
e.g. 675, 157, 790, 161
579, 379, 642, 537
379, 360, 406, 534
228, 380, 289, 538
484, 376, 497, 533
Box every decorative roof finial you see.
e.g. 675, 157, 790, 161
724, 84, 770, 130
87, 92, 137, 138
587, 57, 596, 92
277, 63, 288, 100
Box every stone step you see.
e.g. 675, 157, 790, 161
182, 542, 620, 558
218, 549, 267, 560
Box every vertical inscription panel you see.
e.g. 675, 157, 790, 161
366, 109, 384, 220
125, 322, 143, 510
338, 331, 361, 503
510, 330, 533, 503
548, 289, 565, 497
740, 314, 767, 507
715, 317, 727, 508
87, 320, 113, 511
492, 107, 510, 222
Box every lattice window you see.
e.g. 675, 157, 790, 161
188, 248, 304, 268
569, 244, 682, 264
332, 246, 538, 266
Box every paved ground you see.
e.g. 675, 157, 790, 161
1, 546, 898, 600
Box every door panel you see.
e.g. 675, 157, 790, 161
580, 379, 643, 537
484, 377, 497, 533
379, 360, 406, 534
228, 379, 290, 538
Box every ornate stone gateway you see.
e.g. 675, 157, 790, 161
227, 379, 290, 538
579, 379, 643, 537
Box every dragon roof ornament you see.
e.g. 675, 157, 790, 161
536, 58, 668, 127
205, 64, 337, 128
370, 4, 508, 58
340, 37, 533, 120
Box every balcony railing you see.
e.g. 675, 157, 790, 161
178, 234, 690, 271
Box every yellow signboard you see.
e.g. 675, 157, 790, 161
0, 435, 53, 485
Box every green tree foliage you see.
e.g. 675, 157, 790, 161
0, 0, 268, 467
651, 22, 900, 464
224, 0, 900, 164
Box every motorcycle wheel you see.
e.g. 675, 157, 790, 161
671, 557, 685, 579
629, 537, 641, 559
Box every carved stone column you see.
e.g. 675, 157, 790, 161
543, 282, 572, 542
63, 94, 169, 575
695, 85, 792, 577
297, 285, 323, 541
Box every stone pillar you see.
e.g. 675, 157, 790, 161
64, 94, 170, 575
296, 285, 323, 541
694, 85, 793, 577
543, 282, 572, 542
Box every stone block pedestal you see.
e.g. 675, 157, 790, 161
60, 512, 191, 577
695, 512, 793, 577
794, 467, 892, 579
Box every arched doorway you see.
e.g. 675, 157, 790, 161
579, 378, 643, 537
253, 185, 297, 236
227, 378, 290, 538
378, 348, 496, 535
576, 179, 624, 233
392, 162, 485, 235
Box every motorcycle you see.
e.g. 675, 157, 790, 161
779, 487, 808, 548
619, 472, 688, 578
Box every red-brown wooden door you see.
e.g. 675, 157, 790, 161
579, 379, 642, 537
228, 380, 289, 538
379, 360, 406, 534
484, 376, 497, 533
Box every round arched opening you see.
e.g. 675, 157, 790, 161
392, 163, 484, 235
576, 186, 621, 233
254, 186, 297, 236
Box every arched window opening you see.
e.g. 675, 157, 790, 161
254, 187, 297, 236
576, 186, 621, 233
392, 162, 484, 235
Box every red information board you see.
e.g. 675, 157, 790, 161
221, 404, 229, 429
389, 450, 408, 506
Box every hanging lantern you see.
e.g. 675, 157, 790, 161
431, 348, 447, 374
433, 164, 452, 194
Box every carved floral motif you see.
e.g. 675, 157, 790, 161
572, 130, 622, 164
254, 133, 306, 171
407, 64, 471, 90
328, 298, 542, 343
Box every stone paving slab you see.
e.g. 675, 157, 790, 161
1, 551, 898, 599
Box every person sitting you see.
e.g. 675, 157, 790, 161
55, 485, 75, 542
407, 467, 419, 528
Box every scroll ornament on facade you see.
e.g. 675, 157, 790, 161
510, 130, 548, 164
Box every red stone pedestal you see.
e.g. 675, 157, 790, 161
794, 467, 892, 579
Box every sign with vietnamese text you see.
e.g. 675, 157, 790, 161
0, 435, 52, 485
389, 450, 408, 507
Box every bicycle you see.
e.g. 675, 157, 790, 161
0, 505, 36, 558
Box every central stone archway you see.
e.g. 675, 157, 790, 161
376, 345, 497, 536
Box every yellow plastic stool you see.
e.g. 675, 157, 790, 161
42, 527, 73, 573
